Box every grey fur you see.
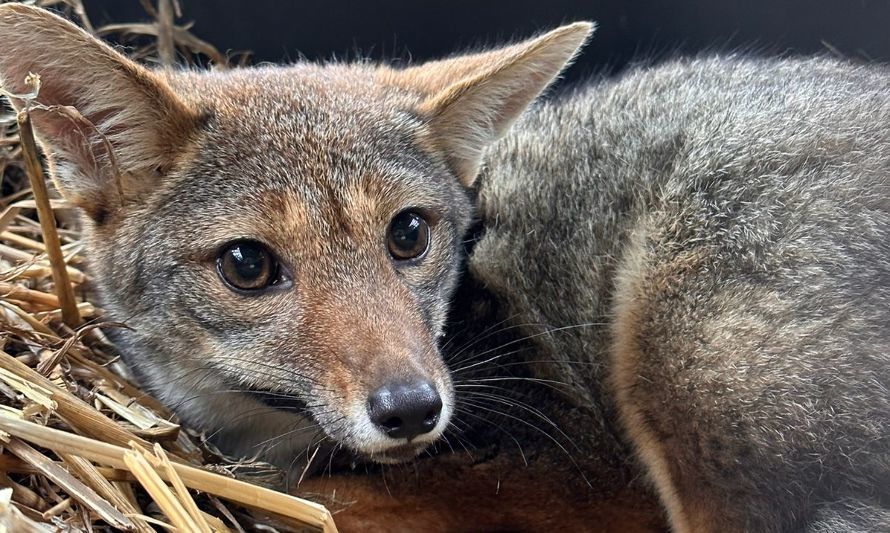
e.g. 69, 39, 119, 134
467, 56, 890, 531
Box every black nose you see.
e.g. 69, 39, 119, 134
368, 380, 442, 441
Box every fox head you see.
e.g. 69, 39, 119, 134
0, 4, 591, 466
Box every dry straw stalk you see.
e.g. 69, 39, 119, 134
15, 110, 80, 328
0, 1, 338, 531
0, 418, 338, 532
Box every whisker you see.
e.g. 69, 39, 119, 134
455, 376, 574, 396
453, 407, 528, 467
449, 321, 605, 375
457, 399, 590, 488
442, 312, 523, 359
459, 390, 580, 453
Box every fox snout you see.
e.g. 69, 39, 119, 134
303, 293, 454, 460
368, 379, 443, 440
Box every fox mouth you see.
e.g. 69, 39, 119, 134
248, 389, 430, 463
246, 388, 309, 412
240, 382, 448, 464
371, 443, 429, 464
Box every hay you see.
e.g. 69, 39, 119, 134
0, 1, 336, 531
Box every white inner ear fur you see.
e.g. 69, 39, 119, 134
0, 3, 198, 216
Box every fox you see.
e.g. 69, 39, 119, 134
1, 3, 889, 531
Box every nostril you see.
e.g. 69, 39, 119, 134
381, 416, 403, 431
368, 379, 443, 441
421, 410, 439, 431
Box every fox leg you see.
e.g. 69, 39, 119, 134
608, 238, 890, 532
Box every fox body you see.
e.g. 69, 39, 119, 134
470, 58, 890, 531
1, 5, 888, 532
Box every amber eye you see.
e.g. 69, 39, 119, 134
217, 241, 282, 291
387, 211, 430, 261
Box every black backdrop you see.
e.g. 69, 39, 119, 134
86, 0, 890, 84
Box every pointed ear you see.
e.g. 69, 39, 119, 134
0, 4, 200, 221
383, 22, 594, 186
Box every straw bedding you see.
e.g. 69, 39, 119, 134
0, 1, 336, 530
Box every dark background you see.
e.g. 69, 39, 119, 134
83, 0, 890, 84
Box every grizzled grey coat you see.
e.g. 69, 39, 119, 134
468, 57, 890, 531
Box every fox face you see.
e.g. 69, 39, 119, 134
0, 4, 590, 466
108, 67, 474, 463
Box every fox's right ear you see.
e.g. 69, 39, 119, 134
382, 22, 593, 187
0, 4, 200, 222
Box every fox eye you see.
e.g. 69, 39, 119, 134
217, 241, 285, 292
387, 211, 430, 261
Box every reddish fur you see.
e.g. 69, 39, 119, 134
299, 452, 666, 532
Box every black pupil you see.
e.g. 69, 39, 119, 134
220, 242, 275, 291
231, 244, 266, 280
391, 213, 422, 252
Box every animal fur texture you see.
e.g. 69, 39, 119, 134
0, 4, 887, 531
470, 57, 890, 531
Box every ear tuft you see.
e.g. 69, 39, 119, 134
384, 22, 594, 186
0, 4, 199, 219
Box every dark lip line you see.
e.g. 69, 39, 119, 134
215, 374, 310, 413
239, 386, 311, 413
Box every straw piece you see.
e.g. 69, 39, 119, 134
60, 453, 154, 533
123, 513, 175, 531
0, 300, 56, 336
156, 0, 177, 66
145, 443, 214, 533
5, 199, 73, 212
0, 488, 54, 533
114, 479, 142, 511
0, 350, 155, 451
32, 302, 97, 322
0, 205, 25, 235
40, 496, 72, 519
199, 509, 233, 533
123, 444, 205, 533
0, 454, 38, 475
208, 496, 246, 533
0, 471, 49, 511
0, 281, 59, 308
95, 388, 181, 443
0, 367, 55, 411
95, 393, 158, 431
1, 231, 46, 253
15, 110, 80, 328
5, 437, 134, 530
36, 326, 86, 376
0, 242, 42, 263
0, 417, 338, 532
4, 263, 86, 285
67, 350, 174, 419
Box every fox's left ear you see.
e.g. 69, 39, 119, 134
383, 22, 594, 186
0, 4, 200, 222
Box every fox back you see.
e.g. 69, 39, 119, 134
467, 57, 890, 531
